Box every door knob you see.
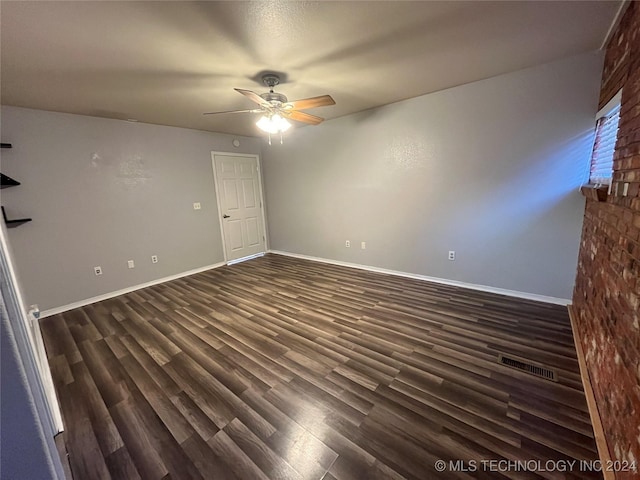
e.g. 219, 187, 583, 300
223, 214, 230, 218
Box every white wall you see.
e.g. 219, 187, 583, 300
0, 107, 262, 310
262, 52, 603, 300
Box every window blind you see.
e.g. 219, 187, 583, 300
589, 104, 621, 185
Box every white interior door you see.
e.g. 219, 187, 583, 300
212, 153, 266, 263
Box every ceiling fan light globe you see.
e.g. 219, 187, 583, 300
273, 114, 291, 132
256, 115, 276, 133
256, 114, 291, 134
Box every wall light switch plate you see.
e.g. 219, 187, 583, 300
94, 266, 102, 276
193, 202, 201, 210
361, 241, 366, 249
127, 260, 135, 269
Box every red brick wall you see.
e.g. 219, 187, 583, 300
572, 3, 640, 478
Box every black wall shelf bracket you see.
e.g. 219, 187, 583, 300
2, 206, 32, 228
1, 173, 21, 189
1, 143, 31, 227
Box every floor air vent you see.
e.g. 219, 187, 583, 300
498, 354, 558, 382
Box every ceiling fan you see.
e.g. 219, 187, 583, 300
203, 74, 335, 142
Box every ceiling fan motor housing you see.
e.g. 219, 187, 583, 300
260, 91, 288, 106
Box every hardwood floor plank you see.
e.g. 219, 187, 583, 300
47, 354, 74, 390
338, 415, 447, 480
76, 340, 129, 409
181, 434, 239, 480
120, 335, 183, 397
170, 391, 220, 442
166, 326, 250, 396
207, 430, 271, 480
240, 393, 337, 479
68, 361, 124, 457
41, 254, 601, 479
104, 446, 142, 480
126, 387, 206, 480
41, 314, 82, 364
109, 400, 170, 479
219, 344, 287, 389
163, 353, 239, 430
57, 381, 112, 480
223, 418, 304, 480
287, 376, 367, 427
120, 354, 195, 445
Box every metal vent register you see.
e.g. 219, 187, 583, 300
498, 354, 558, 382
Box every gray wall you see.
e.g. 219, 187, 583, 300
262, 52, 603, 300
0, 107, 262, 310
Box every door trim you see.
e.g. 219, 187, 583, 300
211, 151, 268, 264
1, 227, 66, 478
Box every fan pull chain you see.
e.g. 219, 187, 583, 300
280, 133, 284, 144
268, 133, 272, 146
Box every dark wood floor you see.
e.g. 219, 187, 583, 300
41, 254, 601, 480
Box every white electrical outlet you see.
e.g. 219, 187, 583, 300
151, 255, 158, 264
361, 241, 366, 250
345, 240, 351, 248
448, 251, 456, 261
193, 202, 201, 210
94, 266, 102, 276
128, 260, 135, 269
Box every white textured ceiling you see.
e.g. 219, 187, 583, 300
1, 1, 621, 137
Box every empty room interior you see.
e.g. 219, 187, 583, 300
1, 1, 639, 479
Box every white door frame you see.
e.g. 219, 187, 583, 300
211, 151, 269, 264
0, 226, 66, 478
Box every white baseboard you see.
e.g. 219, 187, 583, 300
40, 262, 226, 318
41, 251, 570, 317
227, 252, 265, 265
269, 250, 571, 306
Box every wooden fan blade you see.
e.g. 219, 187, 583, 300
286, 95, 335, 110
285, 110, 324, 125
203, 109, 259, 116
235, 88, 270, 106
